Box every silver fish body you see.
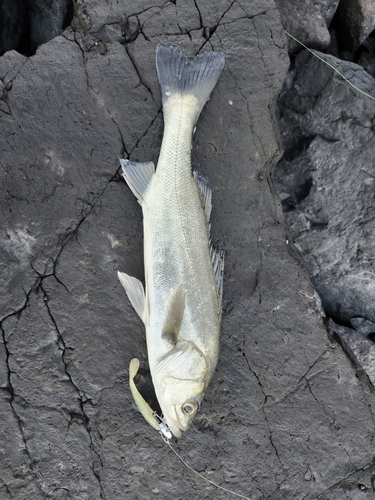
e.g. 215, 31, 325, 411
118, 43, 225, 438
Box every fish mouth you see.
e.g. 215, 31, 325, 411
163, 417, 182, 438
162, 414, 183, 438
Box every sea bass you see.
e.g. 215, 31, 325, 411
118, 43, 225, 438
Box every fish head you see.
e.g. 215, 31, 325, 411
153, 340, 209, 438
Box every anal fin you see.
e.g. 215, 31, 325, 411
118, 271, 148, 324
120, 159, 155, 203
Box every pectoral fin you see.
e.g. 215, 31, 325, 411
120, 159, 155, 203
162, 285, 186, 344
129, 358, 160, 431
118, 271, 148, 324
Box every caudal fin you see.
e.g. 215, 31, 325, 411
156, 43, 225, 115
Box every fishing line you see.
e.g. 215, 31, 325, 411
284, 30, 375, 101
165, 439, 251, 499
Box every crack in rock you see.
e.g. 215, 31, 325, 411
307, 462, 375, 500
44, 172, 118, 283
197, 0, 238, 51
275, 350, 330, 405
0, 322, 45, 498
305, 377, 357, 471
129, 108, 162, 157
0, 477, 13, 498
71, 32, 130, 158
241, 349, 284, 475
0, 279, 36, 328
40, 283, 105, 498
124, 43, 157, 106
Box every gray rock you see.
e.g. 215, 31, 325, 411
1, 1, 375, 499
274, 0, 340, 52
275, 50, 375, 330
327, 319, 375, 388
336, 0, 375, 50
350, 317, 375, 338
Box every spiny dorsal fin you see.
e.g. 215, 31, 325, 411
118, 271, 149, 324
193, 170, 212, 222
210, 242, 224, 308
193, 170, 224, 307
120, 159, 155, 203
162, 285, 186, 344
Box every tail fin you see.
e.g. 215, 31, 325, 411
156, 43, 225, 115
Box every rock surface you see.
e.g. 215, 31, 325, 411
336, 0, 375, 50
327, 319, 375, 387
274, 0, 339, 52
275, 50, 375, 333
1, 1, 375, 499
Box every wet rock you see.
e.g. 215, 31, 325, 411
274, 0, 339, 52
336, 0, 375, 51
1, 1, 375, 499
275, 50, 375, 330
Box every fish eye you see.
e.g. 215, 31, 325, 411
182, 401, 198, 414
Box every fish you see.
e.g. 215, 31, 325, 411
118, 43, 225, 438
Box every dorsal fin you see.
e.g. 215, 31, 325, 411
193, 170, 224, 307
120, 159, 155, 203
210, 243, 224, 308
193, 170, 212, 222
161, 285, 186, 344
